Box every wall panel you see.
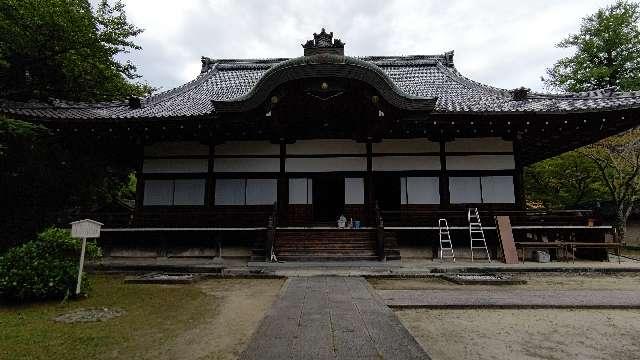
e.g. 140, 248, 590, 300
372, 156, 440, 171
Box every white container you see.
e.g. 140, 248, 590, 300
535, 250, 551, 263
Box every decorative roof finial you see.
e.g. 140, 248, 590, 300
512, 87, 531, 101
302, 28, 345, 56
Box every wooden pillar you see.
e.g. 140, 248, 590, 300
277, 141, 288, 226
134, 143, 145, 224
513, 137, 526, 209
206, 142, 216, 207
439, 140, 450, 207
365, 141, 374, 225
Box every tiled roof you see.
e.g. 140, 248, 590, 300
3, 54, 640, 120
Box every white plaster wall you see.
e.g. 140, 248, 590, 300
446, 155, 515, 170
143, 159, 208, 173
144, 141, 208, 157
445, 137, 513, 153
345, 178, 365, 204
372, 156, 440, 171
215, 141, 279, 156
287, 139, 366, 155
372, 138, 439, 153
214, 158, 280, 173
286, 157, 366, 172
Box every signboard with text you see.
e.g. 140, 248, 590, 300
70, 219, 103, 238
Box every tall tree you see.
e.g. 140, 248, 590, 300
0, 0, 148, 249
579, 129, 640, 241
544, 0, 640, 92
531, 0, 640, 242
0, 0, 152, 101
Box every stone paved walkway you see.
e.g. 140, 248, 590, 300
379, 289, 640, 308
240, 276, 429, 359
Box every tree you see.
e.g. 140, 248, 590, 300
0, 115, 137, 251
544, 0, 640, 92
525, 152, 608, 209
579, 129, 640, 241
533, 0, 640, 242
0, 0, 152, 101
0, 0, 148, 249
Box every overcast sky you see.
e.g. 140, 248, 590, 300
112, 0, 619, 93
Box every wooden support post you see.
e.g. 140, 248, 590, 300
439, 140, 450, 207
513, 137, 526, 209
134, 143, 145, 224
365, 141, 374, 225
277, 142, 288, 226
206, 142, 216, 208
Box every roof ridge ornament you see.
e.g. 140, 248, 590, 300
302, 28, 345, 56
443, 50, 454, 67
512, 87, 531, 101
201, 56, 216, 73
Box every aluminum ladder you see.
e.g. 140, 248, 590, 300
438, 218, 455, 262
468, 208, 491, 262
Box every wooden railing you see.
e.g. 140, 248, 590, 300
379, 208, 600, 228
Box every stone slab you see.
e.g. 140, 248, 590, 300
240, 276, 430, 359
378, 289, 640, 309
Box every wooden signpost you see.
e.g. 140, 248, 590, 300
70, 219, 103, 295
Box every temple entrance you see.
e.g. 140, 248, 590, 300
313, 175, 345, 222
374, 175, 401, 211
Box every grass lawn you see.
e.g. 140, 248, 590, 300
0, 275, 248, 360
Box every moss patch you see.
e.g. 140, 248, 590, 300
0, 275, 216, 360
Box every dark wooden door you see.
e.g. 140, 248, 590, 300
313, 175, 345, 222
373, 175, 401, 211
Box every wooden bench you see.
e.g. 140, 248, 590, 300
565, 242, 624, 264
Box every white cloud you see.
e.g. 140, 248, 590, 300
115, 0, 618, 92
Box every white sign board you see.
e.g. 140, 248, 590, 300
69, 219, 103, 295
70, 219, 103, 238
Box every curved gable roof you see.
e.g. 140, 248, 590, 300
4, 53, 640, 120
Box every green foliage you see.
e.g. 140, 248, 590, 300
580, 128, 640, 240
0, 116, 48, 159
0, 1, 147, 246
525, 151, 609, 209
0, 0, 153, 101
0, 227, 101, 301
544, 0, 640, 92
0, 115, 136, 251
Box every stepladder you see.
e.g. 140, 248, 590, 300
468, 208, 491, 262
438, 218, 455, 262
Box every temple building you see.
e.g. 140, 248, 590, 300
3, 29, 638, 262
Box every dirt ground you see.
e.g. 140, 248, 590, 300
373, 273, 640, 360
397, 309, 640, 360
369, 272, 640, 290
145, 278, 284, 360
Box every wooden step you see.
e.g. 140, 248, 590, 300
274, 229, 378, 261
